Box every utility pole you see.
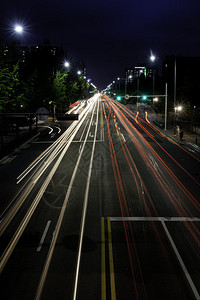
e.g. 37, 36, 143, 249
165, 83, 168, 131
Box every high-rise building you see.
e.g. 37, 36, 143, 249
125, 68, 134, 83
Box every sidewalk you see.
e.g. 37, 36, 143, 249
0, 119, 53, 160
162, 127, 200, 148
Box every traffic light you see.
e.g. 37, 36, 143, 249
142, 95, 147, 101
117, 96, 122, 101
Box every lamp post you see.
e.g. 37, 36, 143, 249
150, 52, 156, 96
117, 77, 120, 91
173, 58, 177, 134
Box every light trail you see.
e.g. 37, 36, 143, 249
105, 104, 147, 299
106, 97, 200, 248
35, 97, 99, 300
0, 96, 97, 241
72, 97, 100, 300
114, 98, 200, 163
104, 96, 200, 298
17, 98, 96, 184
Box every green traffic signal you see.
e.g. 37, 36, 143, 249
117, 96, 122, 101
142, 95, 147, 100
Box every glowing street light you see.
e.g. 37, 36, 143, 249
175, 105, 183, 112
14, 25, 23, 34
64, 61, 70, 68
77, 70, 81, 75
150, 54, 156, 62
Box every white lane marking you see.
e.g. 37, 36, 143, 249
37, 221, 51, 252
78, 144, 82, 154
89, 132, 94, 138
0, 103, 94, 273
35, 98, 98, 300
79, 119, 89, 141
110, 216, 200, 299
121, 133, 126, 142
55, 126, 61, 134
110, 217, 200, 222
40, 126, 53, 134
161, 220, 200, 300
72, 96, 100, 300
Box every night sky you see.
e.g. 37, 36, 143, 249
1, 0, 200, 89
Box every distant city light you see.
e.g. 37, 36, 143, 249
77, 70, 81, 75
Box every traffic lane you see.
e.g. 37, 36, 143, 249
0, 106, 96, 244
131, 123, 200, 212
0, 121, 73, 215
103, 101, 200, 298
0, 140, 83, 299
76, 138, 124, 299
110, 108, 200, 217
37, 140, 99, 299
110, 219, 196, 299
0, 102, 98, 298
135, 118, 200, 175
166, 220, 200, 295
127, 122, 200, 204
114, 100, 200, 165
119, 104, 200, 177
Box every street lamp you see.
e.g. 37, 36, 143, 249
64, 61, 70, 68
149, 51, 157, 95
150, 54, 156, 62
14, 25, 23, 34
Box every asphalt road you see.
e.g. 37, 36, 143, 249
0, 94, 200, 300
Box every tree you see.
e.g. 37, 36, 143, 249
0, 63, 24, 112
52, 70, 68, 111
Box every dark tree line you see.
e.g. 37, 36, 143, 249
0, 40, 90, 114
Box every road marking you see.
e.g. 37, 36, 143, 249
101, 217, 106, 300
35, 99, 98, 300
73, 98, 100, 300
121, 133, 126, 143
109, 216, 200, 299
8, 155, 17, 163
79, 119, 89, 141
37, 221, 51, 252
0, 106, 92, 274
107, 217, 116, 300
161, 220, 200, 300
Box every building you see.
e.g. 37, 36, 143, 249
125, 67, 134, 83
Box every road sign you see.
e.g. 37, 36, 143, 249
36, 107, 49, 121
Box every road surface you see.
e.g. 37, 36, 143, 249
0, 94, 200, 299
